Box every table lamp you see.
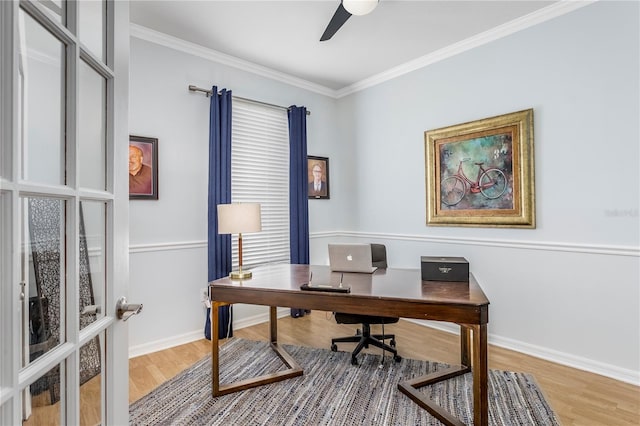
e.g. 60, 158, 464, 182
217, 203, 262, 280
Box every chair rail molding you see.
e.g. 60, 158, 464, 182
129, 240, 207, 254
312, 231, 639, 258
128, 234, 638, 257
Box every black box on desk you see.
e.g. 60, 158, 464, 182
421, 256, 469, 282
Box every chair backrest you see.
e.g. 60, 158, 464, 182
370, 244, 387, 269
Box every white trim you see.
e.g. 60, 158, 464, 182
129, 23, 335, 98
313, 231, 639, 257
402, 319, 639, 386
489, 331, 640, 386
336, 1, 596, 97
233, 307, 290, 330
129, 2, 594, 98
128, 309, 639, 386
129, 240, 206, 254
128, 233, 638, 257
127, 307, 290, 358
128, 329, 204, 359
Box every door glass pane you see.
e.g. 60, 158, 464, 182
79, 332, 103, 426
0, 193, 9, 389
21, 362, 63, 425
78, 0, 105, 62
79, 201, 105, 328
78, 61, 106, 191
0, 20, 8, 179
22, 197, 66, 367
35, 1, 65, 25
18, 9, 66, 185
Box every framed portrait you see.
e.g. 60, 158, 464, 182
425, 109, 535, 228
307, 156, 330, 199
129, 135, 158, 200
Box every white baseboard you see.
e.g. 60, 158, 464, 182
129, 329, 204, 359
488, 333, 640, 386
128, 307, 291, 358
403, 319, 639, 386
130, 314, 639, 386
233, 307, 291, 330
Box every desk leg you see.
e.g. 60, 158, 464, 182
211, 304, 303, 397
472, 324, 488, 426
460, 325, 471, 367
397, 323, 488, 426
270, 306, 277, 343
211, 302, 221, 397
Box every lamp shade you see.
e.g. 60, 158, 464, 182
343, 0, 378, 16
217, 203, 262, 234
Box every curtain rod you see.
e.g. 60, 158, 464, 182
188, 85, 311, 116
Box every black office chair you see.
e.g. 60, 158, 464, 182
330, 244, 402, 365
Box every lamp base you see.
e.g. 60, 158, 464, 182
229, 270, 252, 280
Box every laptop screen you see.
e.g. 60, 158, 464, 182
328, 243, 377, 274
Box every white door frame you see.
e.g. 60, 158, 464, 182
0, 1, 130, 424
107, 0, 130, 423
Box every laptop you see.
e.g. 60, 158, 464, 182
328, 243, 378, 273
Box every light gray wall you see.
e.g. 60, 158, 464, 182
128, 37, 345, 354
324, 2, 640, 382
129, 1, 639, 384
314, 1, 639, 382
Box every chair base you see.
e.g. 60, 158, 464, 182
331, 323, 401, 365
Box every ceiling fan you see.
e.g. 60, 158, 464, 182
320, 0, 379, 41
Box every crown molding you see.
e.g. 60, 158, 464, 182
129, 23, 337, 98
131, 1, 595, 99
336, 0, 597, 98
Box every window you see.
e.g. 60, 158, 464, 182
231, 99, 290, 268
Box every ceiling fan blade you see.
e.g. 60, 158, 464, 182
320, 3, 352, 41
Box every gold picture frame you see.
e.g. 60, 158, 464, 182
425, 109, 535, 228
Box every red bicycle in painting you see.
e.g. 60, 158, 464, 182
441, 158, 507, 206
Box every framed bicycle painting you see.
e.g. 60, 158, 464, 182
424, 109, 535, 228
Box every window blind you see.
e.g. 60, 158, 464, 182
231, 99, 290, 268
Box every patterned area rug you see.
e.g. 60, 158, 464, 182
129, 338, 559, 425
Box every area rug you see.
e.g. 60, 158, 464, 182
129, 338, 558, 425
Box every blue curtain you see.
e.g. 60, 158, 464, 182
288, 106, 309, 318
288, 105, 309, 264
207, 86, 233, 339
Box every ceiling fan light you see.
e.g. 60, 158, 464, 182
342, 0, 378, 16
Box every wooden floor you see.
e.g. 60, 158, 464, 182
129, 311, 640, 425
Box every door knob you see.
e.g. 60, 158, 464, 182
116, 296, 143, 321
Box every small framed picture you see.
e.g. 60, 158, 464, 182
307, 156, 330, 199
129, 135, 158, 200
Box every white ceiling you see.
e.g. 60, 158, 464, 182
129, 1, 561, 93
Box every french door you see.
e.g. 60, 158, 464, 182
0, 1, 129, 424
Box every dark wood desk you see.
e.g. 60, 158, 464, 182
209, 264, 490, 426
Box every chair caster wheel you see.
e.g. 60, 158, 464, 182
351, 357, 358, 366
356, 329, 362, 336
331, 344, 337, 352
390, 339, 396, 347
394, 355, 402, 363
